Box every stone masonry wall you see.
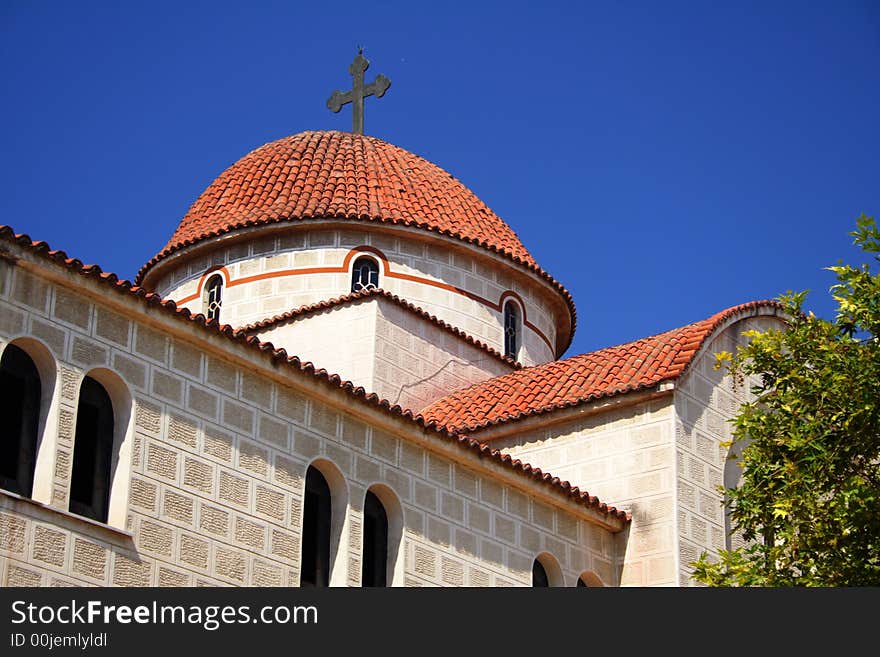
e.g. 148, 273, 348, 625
0, 255, 616, 587
673, 314, 786, 586
490, 397, 677, 586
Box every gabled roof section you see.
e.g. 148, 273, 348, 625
0, 225, 626, 524
242, 287, 522, 369
420, 301, 785, 434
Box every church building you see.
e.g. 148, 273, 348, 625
0, 54, 785, 587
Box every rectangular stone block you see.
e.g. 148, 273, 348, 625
235, 516, 267, 551
129, 477, 157, 511
6, 565, 42, 586
179, 533, 209, 569
241, 373, 272, 409
135, 326, 168, 364
223, 399, 254, 434
203, 425, 234, 463
239, 439, 269, 477
159, 567, 191, 587
293, 430, 320, 459
441, 493, 464, 522
30, 318, 65, 354
270, 528, 299, 561
32, 525, 67, 567
428, 454, 451, 487
113, 353, 146, 389
255, 485, 286, 522
147, 443, 179, 481
72, 538, 107, 581
309, 403, 338, 437
72, 336, 108, 367
139, 520, 173, 557
370, 429, 397, 464
258, 414, 288, 449
0, 513, 27, 553
163, 490, 195, 524
135, 399, 162, 434
152, 369, 183, 404
95, 307, 130, 346
0, 304, 25, 336
183, 457, 214, 494
207, 357, 238, 394
168, 413, 198, 448
189, 385, 218, 419
52, 286, 87, 325
219, 471, 250, 508
199, 504, 230, 537
214, 547, 246, 583
113, 553, 153, 586
276, 388, 307, 424
341, 417, 367, 451
172, 340, 203, 379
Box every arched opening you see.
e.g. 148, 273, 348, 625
301, 465, 332, 587
361, 484, 404, 586
350, 256, 380, 293
68, 369, 133, 527
532, 552, 564, 587
203, 274, 223, 323
0, 344, 41, 497
577, 571, 604, 587
69, 376, 114, 522
503, 300, 521, 360
362, 490, 388, 587
532, 559, 549, 587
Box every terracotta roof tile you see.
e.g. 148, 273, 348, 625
420, 301, 785, 433
135, 130, 578, 355
242, 287, 522, 369
0, 225, 626, 524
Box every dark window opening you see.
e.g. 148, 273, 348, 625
301, 466, 332, 587
532, 559, 549, 587
504, 301, 520, 359
362, 490, 389, 587
350, 257, 379, 293
205, 275, 223, 322
0, 345, 41, 497
577, 577, 588, 587
69, 376, 114, 523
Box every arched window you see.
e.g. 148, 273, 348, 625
532, 558, 549, 587
69, 376, 115, 523
350, 256, 379, 293
301, 466, 332, 587
577, 577, 587, 587
503, 300, 520, 359
204, 274, 223, 322
362, 490, 389, 587
0, 344, 41, 497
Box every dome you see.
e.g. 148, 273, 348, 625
136, 130, 541, 283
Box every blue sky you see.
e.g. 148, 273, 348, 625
1, 1, 878, 357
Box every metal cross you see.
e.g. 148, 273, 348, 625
326, 49, 391, 135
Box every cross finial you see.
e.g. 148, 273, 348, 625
326, 49, 390, 135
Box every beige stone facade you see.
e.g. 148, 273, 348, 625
0, 248, 621, 587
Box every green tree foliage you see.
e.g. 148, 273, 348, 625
692, 214, 880, 586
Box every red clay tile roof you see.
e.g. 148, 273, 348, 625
420, 301, 785, 433
1, 224, 626, 524
242, 287, 522, 369
136, 130, 578, 356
